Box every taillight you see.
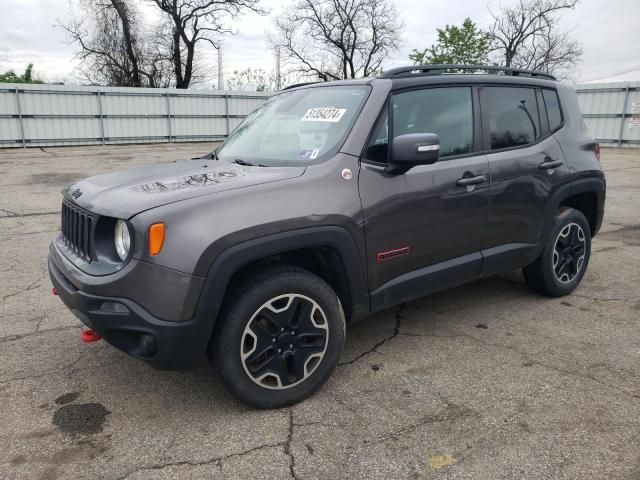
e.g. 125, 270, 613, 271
594, 143, 600, 162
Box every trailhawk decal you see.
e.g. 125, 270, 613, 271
301, 107, 347, 122
376, 246, 410, 263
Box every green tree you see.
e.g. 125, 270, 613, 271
226, 68, 276, 92
0, 64, 45, 84
410, 18, 489, 65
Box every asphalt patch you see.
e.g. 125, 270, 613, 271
598, 224, 640, 246
52, 403, 110, 435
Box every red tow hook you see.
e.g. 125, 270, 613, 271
52, 287, 58, 296
81, 329, 102, 343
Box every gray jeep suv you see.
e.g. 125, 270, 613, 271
49, 65, 605, 408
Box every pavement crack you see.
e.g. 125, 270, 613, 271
39, 147, 57, 156
284, 408, 300, 480
2, 278, 43, 302
338, 303, 404, 366
571, 293, 638, 304
114, 442, 286, 480
399, 332, 463, 339
528, 360, 640, 402
366, 402, 474, 446
0, 325, 79, 344
0, 211, 58, 220
434, 323, 640, 404
33, 313, 47, 333
0, 228, 59, 240
0, 208, 17, 216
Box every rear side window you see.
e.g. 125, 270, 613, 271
542, 89, 563, 131
392, 87, 473, 158
482, 87, 540, 150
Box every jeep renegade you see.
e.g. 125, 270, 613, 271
48, 65, 605, 408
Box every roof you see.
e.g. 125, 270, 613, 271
280, 65, 559, 93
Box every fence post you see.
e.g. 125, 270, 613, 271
224, 94, 230, 137
166, 91, 172, 143
15, 88, 25, 148
618, 85, 630, 147
96, 91, 105, 145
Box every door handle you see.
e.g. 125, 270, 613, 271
539, 158, 563, 170
456, 174, 487, 187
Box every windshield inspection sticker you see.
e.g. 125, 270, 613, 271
301, 107, 347, 122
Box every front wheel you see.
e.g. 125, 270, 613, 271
523, 207, 591, 297
212, 266, 345, 409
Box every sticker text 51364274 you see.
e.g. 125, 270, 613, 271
301, 107, 347, 122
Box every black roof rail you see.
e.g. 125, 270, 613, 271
379, 64, 557, 81
282, 81, 322, 91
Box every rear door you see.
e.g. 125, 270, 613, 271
359, 85, 489, 307
480, 85, 568, 275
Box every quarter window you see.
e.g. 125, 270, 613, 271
392, 87, 473, 158
363, 107, 389, 163
542, 89, 563, 131
483, 87, 540, 150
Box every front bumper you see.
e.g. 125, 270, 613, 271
48, 250, 211, 370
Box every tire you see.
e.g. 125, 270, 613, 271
211, 266, 346, 409
523, 207, 591, 297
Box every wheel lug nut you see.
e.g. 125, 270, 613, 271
278, 348, 282, 353
272, 338, 276, 343
289, 344, 293, 349
281, 327, 285, 332
291, 331, 295, 335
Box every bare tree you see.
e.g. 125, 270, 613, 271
63, 0, 173, 87
487, 0, 582, 77
148, 0, 264, 89
271, 0, 402, 81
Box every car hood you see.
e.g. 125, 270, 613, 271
62, 159, 306, 219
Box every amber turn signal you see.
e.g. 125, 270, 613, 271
148, 223, 165, 256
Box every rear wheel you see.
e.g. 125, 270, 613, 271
523, 207, 591, 297
212, 266, 345, 409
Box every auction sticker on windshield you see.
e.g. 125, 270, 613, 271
301, 107, 347, 122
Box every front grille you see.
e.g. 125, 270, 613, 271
61, 200, 96, 262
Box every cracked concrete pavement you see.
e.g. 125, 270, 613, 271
0, 143, 639, 480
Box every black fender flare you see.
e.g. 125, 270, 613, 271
540, 176, 606, 248
192, 226, 370, 340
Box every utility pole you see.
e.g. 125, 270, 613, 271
275, 47, 281, 90
218, 42, 224, 90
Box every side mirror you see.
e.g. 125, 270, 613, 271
387, 133, 440, 174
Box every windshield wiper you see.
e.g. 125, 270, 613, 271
192, 150, 217, 160
234, 158, 253, 166
234, 159, 269, 167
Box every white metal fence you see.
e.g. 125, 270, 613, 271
576, 81, 640, 147
0, 84, 268, 148
3, 81, 638, 149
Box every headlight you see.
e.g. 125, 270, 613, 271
114, 219, 132, 261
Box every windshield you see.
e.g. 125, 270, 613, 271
217, 85, 371, 166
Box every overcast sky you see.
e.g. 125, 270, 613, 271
0, 0, 639, 86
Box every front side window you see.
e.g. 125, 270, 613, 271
483, 86, 540, 149
217, 85, 370, 166
392, 87, 474, 158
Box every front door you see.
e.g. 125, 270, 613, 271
358, 86, 489, 310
